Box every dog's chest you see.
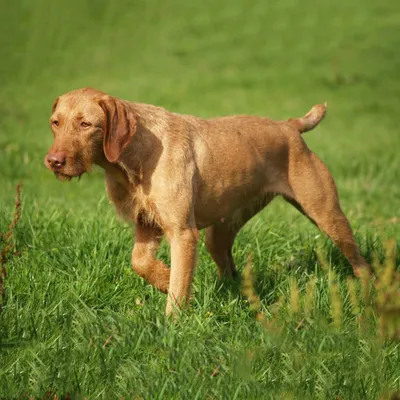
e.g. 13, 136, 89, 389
105, 176, 159, 227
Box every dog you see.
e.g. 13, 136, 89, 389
45, 88, 370, 314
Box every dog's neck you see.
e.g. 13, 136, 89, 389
96, 118, 161, 191
97, 159, 130, 190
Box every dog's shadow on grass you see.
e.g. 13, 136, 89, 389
214, 234, 396, 307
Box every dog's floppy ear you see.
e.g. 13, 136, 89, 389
51, 97, 59, 113
98, 97, 137, 163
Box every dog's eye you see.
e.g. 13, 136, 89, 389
81, 121, 91, 128
52, 120, 59, 127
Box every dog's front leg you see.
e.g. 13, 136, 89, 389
166, 227, 198, 315
131, 223, 170, 293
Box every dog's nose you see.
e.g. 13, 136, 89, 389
47, 152, 66, 169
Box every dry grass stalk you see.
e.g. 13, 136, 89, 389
0, 182, 23, 313
304, 277, 316, 318
241, 254, 261, 313
329, 274, 342, 330
316, 246, 330, 272
374, 239, 399, 340
346, 278, 360, 317
289, 278, 300, 316
241, 254, 284, 333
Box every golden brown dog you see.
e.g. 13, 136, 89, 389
45, 88, 370, 314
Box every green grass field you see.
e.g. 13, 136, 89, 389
1, 0, 399, 398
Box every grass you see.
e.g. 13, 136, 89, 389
0, 0, 400, 398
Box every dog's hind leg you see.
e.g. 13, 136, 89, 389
286, 146, 370, 277
205, 194, 275, 279
205, 222, 238, 279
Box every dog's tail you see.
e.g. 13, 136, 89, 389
289, 102, 327, 133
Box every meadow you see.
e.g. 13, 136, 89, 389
0, 0, 399, 398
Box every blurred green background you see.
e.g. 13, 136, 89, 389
0, 0, 399, 398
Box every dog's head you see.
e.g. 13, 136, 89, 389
45, 88, 137, 181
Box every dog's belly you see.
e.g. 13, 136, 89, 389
194, 175, 270, 228
193, 161, 289, 229
194, 181, 287, 229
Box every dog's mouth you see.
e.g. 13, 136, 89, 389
54, 171, 84, 182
